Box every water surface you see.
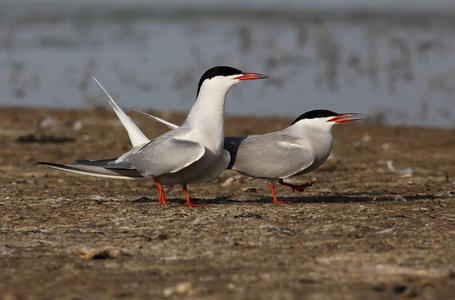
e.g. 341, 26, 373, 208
1, 0, 455, 127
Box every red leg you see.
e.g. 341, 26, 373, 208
270, 181, 292, 204
278, 179, 312, 192
153, 178, 168, 205
182, 184, 203, 207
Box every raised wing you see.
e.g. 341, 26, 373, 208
230, 133, 314, 179
93, 77, 150, 147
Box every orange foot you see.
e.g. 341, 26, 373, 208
185, 202, 204, 207
154, 178, 168, 205
273, 199, 293, 204
269, 181, 292, 204
182, 184, 203, 207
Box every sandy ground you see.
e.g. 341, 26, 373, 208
0, 107, 454, 300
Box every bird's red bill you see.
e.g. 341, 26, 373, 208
328, 113, 363, 123
235, 73, 269, 81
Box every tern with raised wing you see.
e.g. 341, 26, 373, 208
142, 109, 363, 203
39, 66, 268, 206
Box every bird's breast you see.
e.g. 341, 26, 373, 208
184, 126, 224, 156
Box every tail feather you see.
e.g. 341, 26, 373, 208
134, 109, 179, 130
38, 162, 144, 180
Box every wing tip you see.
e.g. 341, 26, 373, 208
38, 161, 144, 180
37, 161, 59, 167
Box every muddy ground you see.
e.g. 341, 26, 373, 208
0, 107, 454, 300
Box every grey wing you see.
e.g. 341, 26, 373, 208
231, 133, 314, 179
125, 137, 206, 177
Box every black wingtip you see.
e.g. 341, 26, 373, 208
76, 158, 118, 166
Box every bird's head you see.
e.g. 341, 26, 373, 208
291, 109, 363, 129
196, 66, 268, 97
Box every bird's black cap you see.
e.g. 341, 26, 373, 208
197, 66, 243, 96
291, 109, 338, 125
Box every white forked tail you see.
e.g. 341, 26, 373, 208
92, 77, 150, 147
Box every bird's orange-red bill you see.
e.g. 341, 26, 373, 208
328, 113, 363, 123
235, 73, 269, 81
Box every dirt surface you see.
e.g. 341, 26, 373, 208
1, 107, 454, 300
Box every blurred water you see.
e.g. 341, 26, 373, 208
1, 0, 455, 128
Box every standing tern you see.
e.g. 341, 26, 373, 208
39, 66, 268, 207
141, 109, 363, 203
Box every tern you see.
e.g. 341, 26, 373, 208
39, 66, 268, 207
140, 109, 363, 203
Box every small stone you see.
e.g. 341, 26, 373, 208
175, 282, 193, 295
374, 227, 396, 234
221, 177, 234, 187
162, 287, 174, 297
73, 120, 83, 130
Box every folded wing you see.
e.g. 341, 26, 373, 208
230, 133, 314, 179
124, 137, 206, 176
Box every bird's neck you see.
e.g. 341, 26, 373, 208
287, 121, 334, 159
182, 88, 228, 152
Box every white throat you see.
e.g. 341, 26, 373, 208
182, 80, 238, 153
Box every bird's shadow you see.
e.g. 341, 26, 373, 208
130, 193, 440, 205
